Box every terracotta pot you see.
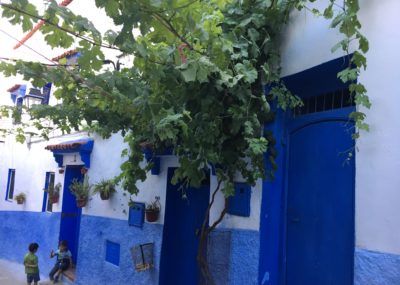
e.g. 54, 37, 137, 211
100, 192, 110, 200
58, 169, 64, 174
16, 199, 24, 205
49, 195, 59, 204
145, 210, 159, 222
76, 198, 87, 208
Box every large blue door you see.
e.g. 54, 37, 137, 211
59, 165, 83, 264
285, 110, 355, 285
160, 168, 210, 285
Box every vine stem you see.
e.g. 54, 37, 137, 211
197, 179, 229, 285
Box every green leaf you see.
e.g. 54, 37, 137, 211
357, 33, 369, 53
323, 5, 334, 19
234, 60, 257, 83
180, 62, 198, 82
311, 8, 321, 17
351, 51, 367, 69
337, 68, 358, 83
355, 93, 371, 109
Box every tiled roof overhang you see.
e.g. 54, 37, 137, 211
45, 138, 94, 168
7, 84, 21, 92
51, 49, 78, 62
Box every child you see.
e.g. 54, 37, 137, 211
49, 240, 72, 283
24, 243, 40, 285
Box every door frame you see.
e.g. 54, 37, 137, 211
59, 164, 84, 264
258, 56, 356, 285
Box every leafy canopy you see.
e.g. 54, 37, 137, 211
0, 0, 368, 194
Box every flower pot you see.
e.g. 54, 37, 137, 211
145, 210, 159, 222
80, 167, 88, 174
58, 169, 65, 174
76, 198, 87, 208
49, 195, 59, 204
16, 199, 24, 205
100, 192, 110, 200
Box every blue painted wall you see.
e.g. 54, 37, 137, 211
208, 228, 260, 285
355, 248, 400, 285
75, 215, 163, 285
0, 211, 61, 276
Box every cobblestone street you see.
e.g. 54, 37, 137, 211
0, 259, 66, 285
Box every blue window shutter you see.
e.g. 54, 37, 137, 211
5, 169, 15, 201
105, 240, 120, 266
42, 83, 52, 105
129, 202, 145, 228
42, 172, 50, 212
227, 182, 251, 217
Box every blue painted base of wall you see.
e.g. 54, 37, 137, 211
0, 211, 61, 277
75, 215, 163, 285
208, 228, 260, 285
355, 248, 400, 285
0, 211, 260, 285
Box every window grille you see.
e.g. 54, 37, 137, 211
293, 89, 354, 117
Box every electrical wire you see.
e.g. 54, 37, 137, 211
0, 1, 124, 52
0, 29, 57, 64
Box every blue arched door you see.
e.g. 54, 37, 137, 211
285, 108, 355, 285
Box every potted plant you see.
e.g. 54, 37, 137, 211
14, 193, 26, 204
44, 182, 62, 204
69, 176, 92, 208
93, 179, 116, 200
145, 196, 161, 222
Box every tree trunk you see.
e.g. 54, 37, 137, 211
197, 180, 229, 285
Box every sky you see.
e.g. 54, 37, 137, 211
0, 0, 120, 105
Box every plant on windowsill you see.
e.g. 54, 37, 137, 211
44, 182, 62, 204
145, 196, 161, 222
93, 179, 117, 200
69, 175, 92, 208
14, 193, 26, 204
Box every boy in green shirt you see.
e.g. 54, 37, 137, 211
24, 243, 40, 285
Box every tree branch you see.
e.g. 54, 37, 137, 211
152, 12, 203, 55
0, 2, 125, 52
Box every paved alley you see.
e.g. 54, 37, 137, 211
0, 259, 66, 285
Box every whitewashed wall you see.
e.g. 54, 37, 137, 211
0, 128, 261, 231
281, 0, 400, 255
0, 135, 57, 211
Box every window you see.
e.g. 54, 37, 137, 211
227, 182, 251, 217
293, 88, 354, 117
5, 169, 15, 201
105, 240, 120, 266
42, 172, 55, 212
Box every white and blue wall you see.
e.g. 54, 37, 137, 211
275, 0, 400, 284
0, 1, 399, 285
0, 130, 262, 284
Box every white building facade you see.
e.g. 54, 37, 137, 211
0, 1, 399, 285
